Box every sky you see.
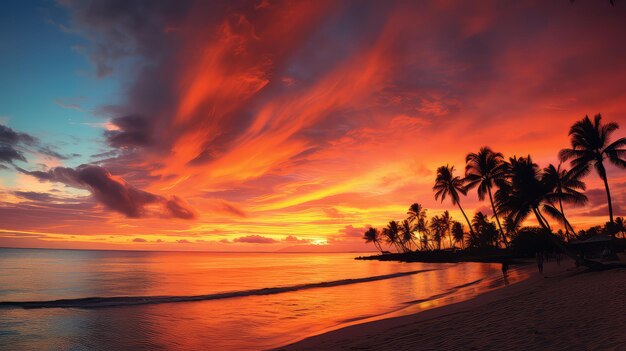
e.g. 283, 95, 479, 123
0, 0, 625, 252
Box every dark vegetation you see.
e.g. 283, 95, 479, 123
360, 114, 626, 268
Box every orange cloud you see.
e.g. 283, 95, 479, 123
2, 1, 626, 251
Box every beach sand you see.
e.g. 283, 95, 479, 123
275, 260, 626, 351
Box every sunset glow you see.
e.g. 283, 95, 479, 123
1, 0, 625, 251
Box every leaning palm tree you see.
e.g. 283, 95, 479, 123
542, 163, 587, 239
465, 147, 508, 247
495, 156, 553, 231
362, 227, 383, 253
382, 221, 404, 253
433, 165, 476, 236
496, 156, 598, 267
559, 114, 626, 224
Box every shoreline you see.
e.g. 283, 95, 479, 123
274, 259, 626, 350
355, 249, 526, 264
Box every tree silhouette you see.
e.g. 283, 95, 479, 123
503, 216, 520, 238
451, 221, 464, 249
362, 227, 383, 253
559, 114, 626, 224
542, 163, 587, 240
496, 156, 593, 265
382, 221, 404, 253
433, 165, 476, 237
470, 211, 499, 248
465, 146, 508, 247
495, 156, 553, 231
429, 215, 445, 250
400, 219, 417, 251
615, 217, 625, 238
407, 203, 428, 249
441, 210, 453, 249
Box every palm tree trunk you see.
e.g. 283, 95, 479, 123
394, 241, 403, 253
533, 207, 550, 231
533, 208, 603, 269
410, 238, 418, 251
539, 209, 553, 232
457, 202, 475, 236
600, 170, 615, 225
558, 195, 576, 240
375, 241, 383, 254
487, 185, 507, 247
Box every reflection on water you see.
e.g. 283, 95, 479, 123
0, 249, 530, 350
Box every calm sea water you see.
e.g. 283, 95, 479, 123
0, 248, 530, 350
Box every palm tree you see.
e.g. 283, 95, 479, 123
407, 203, 428, 250
429, 215, 444, 250
495, 156, 553, 231
407, 203, 427, 224
433, 165, 476, 237
503, 217, 520, 238
451, 221, 464, 249
420, 229, 430, 251
496, 156, 595, 266
465, 147, 508, 247
441, 210, 453, 249
382, 221, 404, 253
400, 219, 417, 251
559, 114, 626, 224
363, 227, 383, 253
615, 217, 626, 238
542, 163, 588, 239
471, 212, 499, 248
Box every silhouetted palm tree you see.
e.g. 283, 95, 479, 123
495, 156, 591, 264
542, 163, 587, 239
363, 227, 383, 253
559, 114, 626, 224
433, 165, 476, 237
495, 156, 554, 231
465, 147, 508, 247
400, 219, 417, 251
407, 203, 426, 224
451, 221, 464, 249
420, 219, 431, 251
441, 210, 453, 249
382, 221, 404, 253
471, 211, 499, 248
429, 215, 445, 250
407, 203, 428, 250
615, 217, 626, 238
503, 217, 520, 238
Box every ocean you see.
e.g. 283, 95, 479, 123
0, 248, 530, 350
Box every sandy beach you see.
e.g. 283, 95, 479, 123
276, 260, 626, 351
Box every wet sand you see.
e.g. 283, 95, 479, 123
275, 260, 626, 351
